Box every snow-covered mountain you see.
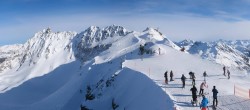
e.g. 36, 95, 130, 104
0, 25, 250, 110
0, 25, 180, 110
176, 40, 250, 71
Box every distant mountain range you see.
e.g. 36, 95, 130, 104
1, 25, 249, 73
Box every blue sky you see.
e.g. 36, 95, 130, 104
1, 0, 250, 45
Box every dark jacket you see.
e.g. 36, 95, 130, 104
170, 71, 173, 77
164, 72, 168, 78
181, 75, 186, 82
212, 88, 218, 98
190, 86, 197, 95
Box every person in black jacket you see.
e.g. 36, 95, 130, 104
181, 74, 186, 88
227, 70, 230, 79
190, 85, 198, 106
164, 71, 168, 84
170, 70, 174, 81
223, 66, 226, 76
212, 86, 219, 107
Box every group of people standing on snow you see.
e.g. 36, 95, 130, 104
164, 70, 219, 109
190, 82, 219, 109
223, 66, 231, 79
164, 70, 174, 84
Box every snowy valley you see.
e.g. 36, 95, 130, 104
0, 25, 249, 110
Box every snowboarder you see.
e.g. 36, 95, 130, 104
203, 71, 207, 81
190, 85, 198, 106
200, 95, 209, 110
199, 81, 208, 95
212, 86, 218, 107
181, 74, 186, 88
223, 66, 226, 76
170, 70, 174, 81
227, 70, 230, 79
164, 71, 168, 84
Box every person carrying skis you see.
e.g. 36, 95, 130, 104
170, 70, 174, 81
200, 95, 209, 110
164, 71, 168, 84
227, 70, 230, 79
199, 81, 208, 95
181, 74, 186, 88
223, 66, 226, 76
190, 85, 198, 106
212, 86, 218, 107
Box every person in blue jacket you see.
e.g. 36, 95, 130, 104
200, 95, 209, 110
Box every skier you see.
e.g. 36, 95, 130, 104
181, 74, 186, 88
223, 66, 226, 76
190, 85, 198, 106
227, 70, 230, 79
199, 81, 208, 95
212, 86, 218, 107
200, 95, 209, 110
158, 48, 161, 55
203, 71, 207, 81
170, 70, 174, 81
164, 71, 168, 84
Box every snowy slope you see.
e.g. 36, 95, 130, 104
123, 45, 250, 110
176, 40, 250, 71
0, 44, 23, 72
0, 25, 179, 110
0, 28, 77, 92
0, 25, 249, 110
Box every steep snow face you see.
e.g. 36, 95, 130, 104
76, 25, 129, 48
18, 28, 77, 69
74, 25, 131, 62
0, 44, 24, 72
175, 39, 195, 50
220, 40, 250, 57
176, 40, 250, 71
0, 28, 77, 92
140, 27, 180, 50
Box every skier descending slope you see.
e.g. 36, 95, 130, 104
200, 95, 209, 110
